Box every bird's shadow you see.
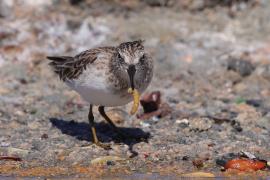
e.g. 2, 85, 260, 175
49, 118, 150, 157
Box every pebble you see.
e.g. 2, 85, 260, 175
175, 119, 189, 125
0, 87, 9, 95
152, 116, 160, 122
139, 121, 151, 128
106, 109, 128, 124
41, 134, 49, 139
143, 0, 169, 6
189, 117, 212, 131
240, 151, 257, 159
224, 158, 266, 171
227, 58, 255, 77
90, 156, 125, 165
8, 121, 21, 129
7, 147, 29, 158
0, 142, 10, 147
28, 121, 41, 130
15, 110, 25, 116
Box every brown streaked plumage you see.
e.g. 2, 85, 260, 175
47, 47, 115, 80
47, 40, 153, 149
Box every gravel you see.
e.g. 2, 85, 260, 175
0, 0, 270, 178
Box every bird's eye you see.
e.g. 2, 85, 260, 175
139, 54, 145, 63
118, 53, 124, 63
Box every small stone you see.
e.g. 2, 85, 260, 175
90, 156, 125, 165
225, 158, 266, 171
15, 110, 25, 116
240, 151, 256, 159
182, 156, 189, 161
176, 119, 189, 125
143, 0, 170, 6
41, 134, 49, 139
8, 147, 29, 158
0, 142, 10, 147
0, 87, 9, 95
28, 121, 41, 130
106, 109, 128, 124
9, 121, 20, 129
189, 117, 212, 131
106, 160, 115, 166
230, 120, 242, 132
139, 121, 151, 128
227, 58, 255, 77
176, 118, 189, 128
246, 99, 262, 108
152, 116, 159, 122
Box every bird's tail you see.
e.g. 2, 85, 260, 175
47, 56, 74, 80
47, 56, 73, 62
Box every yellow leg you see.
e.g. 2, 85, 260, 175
88, 105, 111, 150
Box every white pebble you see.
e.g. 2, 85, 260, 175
175, 118, 189, 125
140, 121, 151, 128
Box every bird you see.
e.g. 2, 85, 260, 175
47, 40, 154, 149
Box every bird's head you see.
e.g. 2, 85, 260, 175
113, 40, 149, 90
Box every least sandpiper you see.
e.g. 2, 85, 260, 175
47, 40, 153, 149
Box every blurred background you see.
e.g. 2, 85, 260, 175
1, 0, 270, 177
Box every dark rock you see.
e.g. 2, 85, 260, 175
67, 19, 82, 31
246, 99, 262, 108
138, 91, 172, 120
106, 160, 115, 166
143, 0, 170, 7
227, 58, 255, 77
182, 156, 190, 161
69, 0, 84, 5
140, 91, 161, 113
231, 120, 242, 132
41, 134, 49, 139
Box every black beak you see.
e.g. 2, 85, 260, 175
127, 64, 136, 90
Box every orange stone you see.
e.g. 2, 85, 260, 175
225, 159, 266, 171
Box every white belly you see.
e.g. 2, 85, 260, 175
73, 85, 131, 106
65, 75, 132, 107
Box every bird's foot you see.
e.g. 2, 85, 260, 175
95, 141, 112, 150
81, 142, 111, 150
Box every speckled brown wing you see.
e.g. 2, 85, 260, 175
47, 47, 115, 81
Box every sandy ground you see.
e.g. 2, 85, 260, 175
0, 0, 270, 178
